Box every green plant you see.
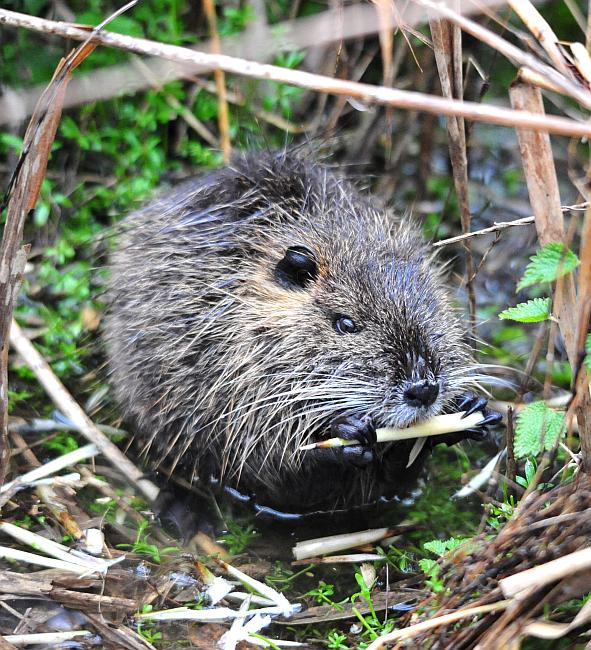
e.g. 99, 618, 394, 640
7, 389, 32, 413
514, 402, 565, 458
136, 604, 163, 644
44, 431, 80, 455
327, 630, 350, 649
499, 243, 579, 324
117, 520, 178, 563
219, 521, 259, 555
499, 297, 551, 323
517, 243, 579, 291
348, 570, 394, 645
418, 537, 468, 593
305, 580, 345, 610
380, 545, 413, 573
265, 561, 314, 591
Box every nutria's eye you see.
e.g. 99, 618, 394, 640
275, 245, 318, 289
334, 316, 359, 335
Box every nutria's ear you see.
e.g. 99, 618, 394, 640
275, 246, 318, 289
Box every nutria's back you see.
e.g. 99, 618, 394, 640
104, 150, 477, 512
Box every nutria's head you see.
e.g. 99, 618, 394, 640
105, 150, 477, 507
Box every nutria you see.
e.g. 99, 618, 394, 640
104, 150, 499, 513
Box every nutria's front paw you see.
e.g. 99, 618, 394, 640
434, 392, 503, 448
312, 414, 377, 468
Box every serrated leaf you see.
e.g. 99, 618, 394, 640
423, 539, 448, 557
517, 243, 579, 291
423, 537, 466, 557
418, 559, 438, 575
514, 402, 565, 458
499, 298, 551, 323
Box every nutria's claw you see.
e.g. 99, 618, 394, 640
312, 415, 376, 468
331, 414, 377, 447
478, 410, 503, 426
458, 392, 489, 418
433, 393, 502, 448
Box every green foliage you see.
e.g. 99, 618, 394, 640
220, 4, 255, 36
423, 537, 466, 557
219, 521, 259, 555
305, 580, 344, 610
419, 559, 444, 592
499, 298, 551, 323
517, 243, 579, 291
7, 389, 32, 413
585, 333, 591, 371
514, 402, 565, 458
265, 561, 314, 592
136, 604, 163, 644
515, 457, 537, 489
350, 570, 394, 644
327, 631, 350, 650
418, 537, 469, 593
117, 521, 179, 563
44, 431, 80, 455
380, 545, 412, 573
501, 167, 522, 195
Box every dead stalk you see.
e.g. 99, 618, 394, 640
9, 321, 159, 502
202, 0, 231, 162
430, 17, 476, 337
507, 0, 573, 78
416, 0, 591, 109
509, 81, 591, 472
366, 600, 512, 648
2, 9, 591, 137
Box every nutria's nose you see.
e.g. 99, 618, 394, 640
404, 380, 439, 408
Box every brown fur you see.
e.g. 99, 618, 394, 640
104, 151, 477, 512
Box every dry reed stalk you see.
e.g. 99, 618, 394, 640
0, 0, 515, 127
9, 321, 159, 502
500, 547, 591, 597
0, 26, 97, 488
517, 66, 571, 95
570, 42, 591, 84
366, 600, 511, 649
202, 0, 231, 162
372, 0, 395, 88
571, 205, 591, 466
430, 16, 476, 337
509, 81, 591, 471
507, 0, 573, 78
416, 0, 591, 109
2, 9, 591, 137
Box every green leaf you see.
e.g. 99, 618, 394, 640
418, 559, 438, 575
585, 333, 591, 372
517, 243, 579, 291
423, 537, 466, 557
423, 539, 448, 557
514, 402, 565, 458
499, 298, 551, 323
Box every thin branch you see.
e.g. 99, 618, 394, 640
2, 9, 591, 137
433, 202, 589, 247
434, 220, 530, 247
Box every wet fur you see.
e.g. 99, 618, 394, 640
104, 151, 476, 511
